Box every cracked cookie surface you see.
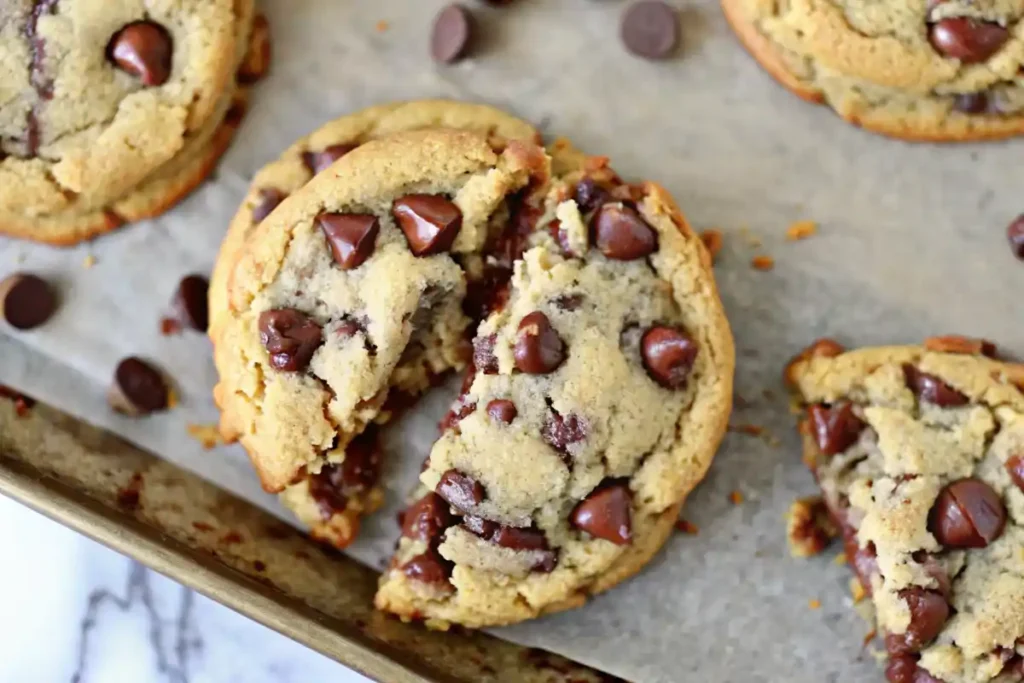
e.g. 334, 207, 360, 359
211, 127, 734, 627
722, 0, 1024, 141
788, 338, 1024, 682
0, 0, 264, 244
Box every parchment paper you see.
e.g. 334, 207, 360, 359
2, 1, 1023, 681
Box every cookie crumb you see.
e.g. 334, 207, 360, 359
187, 423, 221, 449
924, 335, 996, 357
862, 629, 877, 649
739, 227, 762, 248
786, 220, 817, 241
160, 317, 182, 336
699, 229, 723, 262
729, 490, 744, 505
167, 387, 178, 409
376, 19, 389, 32
675, 519, 699, 535
82, 254, 97, 269
751, 255, 774, 271
729, 423, 764, 436
833, 551, 848, 565
786, 496, 839, 557
850, 576, 867, 603
808, 599, 821, 610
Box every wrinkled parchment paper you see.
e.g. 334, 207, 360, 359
2, 2, 1023, 681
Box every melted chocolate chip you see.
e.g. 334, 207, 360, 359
108, 21, 173, 86
574, 178, 610, 214
570, 482, 632, 545
929, 478, 1006, 548
541, 411, 588, 460
401, 492, 456, 542
884, 588, 949, 654
392, 194, 463, 256
641, 325, 698, 389
903, 364, 969, 407
486, 399, 517, 424
401, 548, 454, 587
807, 402, 866, 456
316, 212, 380, 270
436, 469, 485, 513
928, 18, 1009, 64
308, 429, 381, 520
514, 312, 566, 374
303, 143, 359, 175
258, 309, 323, 372
591, 202, 658, 260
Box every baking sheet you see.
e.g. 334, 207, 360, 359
2, 1, 1023, 681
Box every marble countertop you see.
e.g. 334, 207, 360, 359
0, 494, 371, 683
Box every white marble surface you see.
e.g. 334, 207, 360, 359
0, 494, 372, 683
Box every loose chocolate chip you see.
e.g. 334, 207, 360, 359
401, 492, 456, 542
392, 194, 463, 256
807, 402, 866, 455
436, 469, 485, 513
928, 18, 1009, 64
258, 309, 323, 372
462, 515, 499, 539
431, 4, 475, 64
641, 325, 698, 389
109, 358, 169, 416
108, 21, 173, 86
487, 399, 517, 424
473, 334, 499, 374
574, 178, 610, 214
903, 364, 969, 407
316, 213, 379, 270
491, 525, 549, 552
621, 1, 679, 60
1006, 454, 1024, 491
929, 478, 1006, 548
885, 588, 949, 654
1008, 215, 1024, 260
252, 188, 286, 223
542, 411, 588, 458
953, 92, 991, 114
591, 202, 658, 260
514, 312, 566, 374
0, 273, 57, 330
401, 548, 454, 587
570, 482, 633, 545
303, 144, 359, 176
172, 275, 209, 332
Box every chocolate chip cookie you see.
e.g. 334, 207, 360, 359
787, 337, 1024, 682
209, 100, 541, 548
722, 0, 1024, 141
0, 1, 268, 245
211, 127, 734, 626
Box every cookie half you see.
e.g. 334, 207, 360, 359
786, 337, 1024, 682
210, 100, 541, 548
722, 0, 1024, 142
211, 128, 734, 627
0, 1, 268, 244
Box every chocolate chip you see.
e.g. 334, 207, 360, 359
929, 478, 1006, 548
641, 325, 698, 389
542, 411, 588, 459
0, 273, 57, 330
912, 552, 952, 598
108, 358, 169, 416
108, 21, 173, 86
473, 334, 499, 374
531, 551, 558, 573
309, 429, 381, 520
462, 515, 499, 539
439, 398, 476, 433
621, 1, 679, 60
316, 213, 379, 270
928, 18, 1009, 64
953, 92, 991, 114
252, 188, 286, 223
431, 4, 475, 64
486, 399, 518, 425
436, 469, 485, 513
885, 655, 917, 683
392, 194, 463, 256
807, 402, 866, 456
1006, 454, 1024, 492
570, 482, 632, 545
574, 178, 610, 215
553, 294, 584, 311
401, 548, 454, 588
491, 525, 549, 552
172, 275, 209, 332
591, 202, 658, 260
1008, 215, 1024, 260
903, 365, 969, 407
303, 144, 359, 176
514, 312, 566, 374
307, 466, 348, 520
237, 14, 271, 84
401, 492, 456, 542
884, 588, 949, 654
258, 309, 323, 372
847, 540, 879, 595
